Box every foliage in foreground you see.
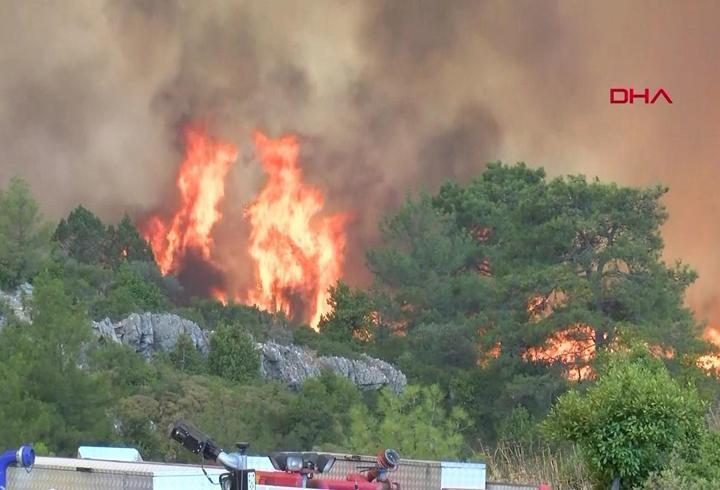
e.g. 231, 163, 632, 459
349, 384, 471, 460
0, 177, 52, 289
0, 273, 113, 453
641, 430, 720, 489
543, 347, 706, 489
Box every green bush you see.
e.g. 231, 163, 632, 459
169, 333, 207, 375
91, 263, 169, 320
349, 384, 471, 460
208, 324, 260, 382
88, 342, 157, 397
318, 281, 376, 343
188, 298, 289, 342
497, 406, 540, 447
543, 347, 706, 489
280, 371, 362, 451
642, 431, 720, 489
0, 272, 114, 453
293, 325, 361, 358
643, 467, 715, 490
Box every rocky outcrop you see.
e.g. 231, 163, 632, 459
92, 312, 210, 358
318, 354, 407, 393
0, 283, 33, 326
1, 285, 406, 393
259, 342, 321, 388
259, 341, 407, 393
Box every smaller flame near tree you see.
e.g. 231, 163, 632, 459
245, 131, 349, 329
524, 325, 597, 381
521, 291, 720, 379
211, 288, 229, 306
698, 326, 720, 373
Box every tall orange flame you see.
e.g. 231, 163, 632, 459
143, 127, 238, 274
245, 131, 348, 329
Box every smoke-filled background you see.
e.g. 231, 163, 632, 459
0, 1, 718, 324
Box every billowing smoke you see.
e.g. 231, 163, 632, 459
0, 1, 717, 324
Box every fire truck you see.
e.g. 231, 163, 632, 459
169, 420, 400, 490
2, 421, 487, 489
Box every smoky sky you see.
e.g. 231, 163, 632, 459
0, 1, 718, 324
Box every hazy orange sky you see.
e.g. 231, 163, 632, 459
0, 1, 717, 324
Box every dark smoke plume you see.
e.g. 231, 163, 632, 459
0, 1, 718, 324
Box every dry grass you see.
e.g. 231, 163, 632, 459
479, 441, 593, 490
706, 403, 720, 432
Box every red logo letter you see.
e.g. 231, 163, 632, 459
651, 88, 673, 104
610, 88, 628, 104
629, 88, 650, 104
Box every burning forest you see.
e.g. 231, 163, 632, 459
133, 121, 720, 379
141, 126, 347, 329
1, 1, 719, 370
3, 4, 720, 487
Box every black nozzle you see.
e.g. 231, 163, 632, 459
169, 420, 222, 461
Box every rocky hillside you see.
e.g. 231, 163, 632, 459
1, 285, 406, 393
0, 283, 32, 325
92, 312, 210, 357
259, 341, 406, 393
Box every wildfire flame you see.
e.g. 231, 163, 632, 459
524, 325, 597, 380
245, 131, 348, 329
143, 127, 238, 275
698, 326, 720, 373
211, 288, 229, 306
525, 325, 720, 380
141, 126, 347, 327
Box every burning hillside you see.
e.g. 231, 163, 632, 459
517, 322, 720, 381
517, 292, 720, 380
142, 126, 347, 329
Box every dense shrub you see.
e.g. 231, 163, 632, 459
543, 347, 706, 489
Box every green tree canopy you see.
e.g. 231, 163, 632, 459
0, 272, 113, 452
319, 281, 376, 343
53, 207, 155, 271
370, 163, 701, 354
348, 384, 471, 460
430, 162, 701, 356
94, 263, 169, 319
168, 332, 207, 375
280, 371, 362, 451
106, 214, 155, 267
366, 163, 705, 441
53, 205, 108, 265
367, 195, 484, 329
0, 177, 52, 288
